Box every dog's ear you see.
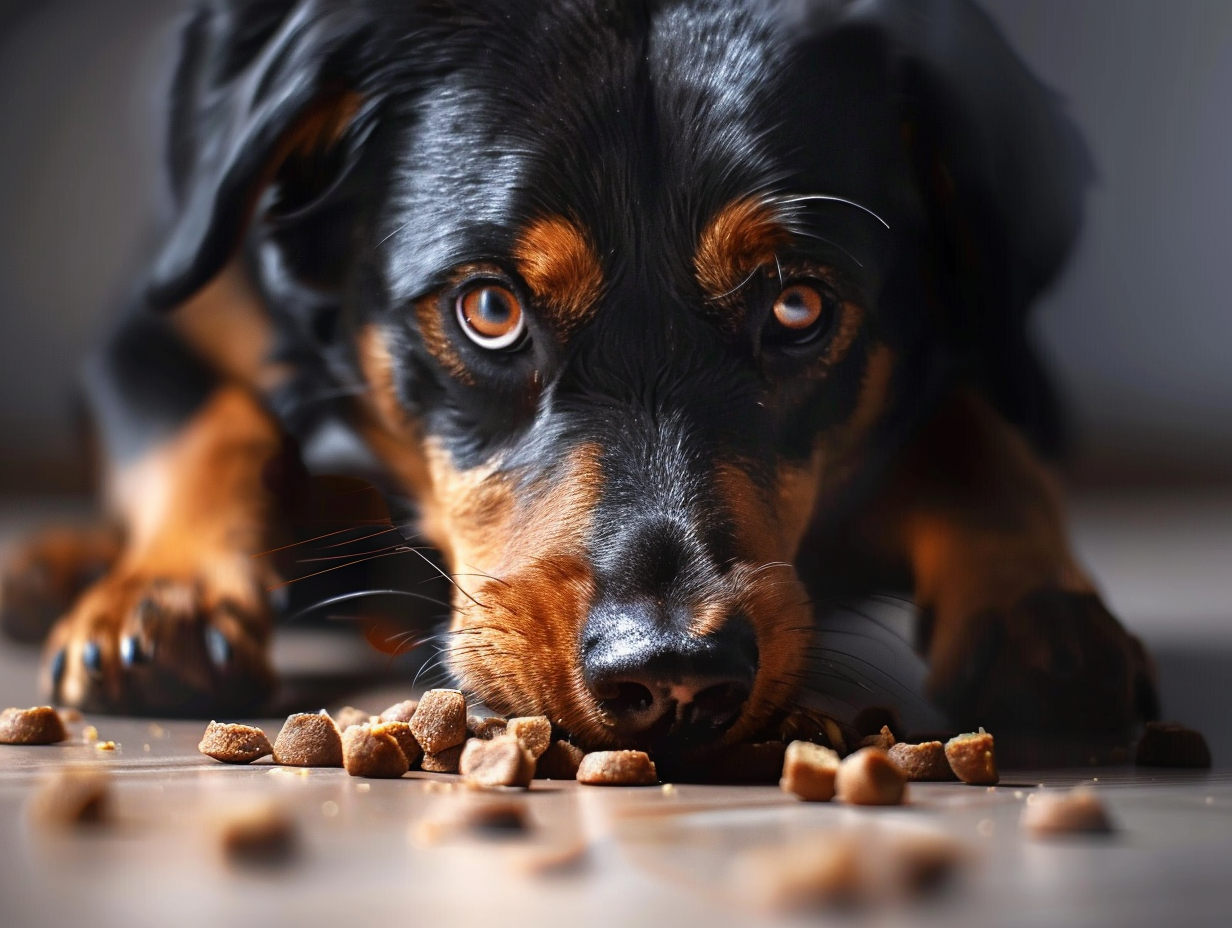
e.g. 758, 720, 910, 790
147, 0, 380, 310
844, 0, 1094, 453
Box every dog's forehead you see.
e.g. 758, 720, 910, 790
378, 0, 906, 302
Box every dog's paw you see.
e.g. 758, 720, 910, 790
42, 569, 275, 716
927, 589, 1159, 735
1, 526, 122, 643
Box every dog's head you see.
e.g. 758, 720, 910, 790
150, 0, 1088, 753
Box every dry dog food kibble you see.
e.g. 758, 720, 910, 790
376, 720, 423, 767
379, 700, 419, 723
944, 730, 999, 785
1020, 787, 1114, 837
421, 743, 466, 773
220, 804, 299, 868
1134, 722, 1212, 768
858, 725, 897, 751
888, 741, 957, 782
0, 706, 68, 745
467, 715, 508, 740
506, 716, 552, 760
342, 723, 409, 778
409, 689, 467, 754
460, 735, 535, 788
577, 750, 658, 786
835, 748, 908, 806
333, 706, 374, 731
272, 712, 343, 767
198, 721, 273, 764
780, 740, 841, 801
536, 740, 585, 780
27, 767, 110, 828
734, 836, 863, 910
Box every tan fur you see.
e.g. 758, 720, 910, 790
512, 216, 604, 336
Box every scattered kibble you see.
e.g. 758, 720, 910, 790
27, 767, 110, 828
888, 741, 956, 782
460, 735, 535, 788
835, 748, 907, 806
945, 730, 999, 785
219, 804, 299, 868
332, 706, 374, 731
780, 740, 841, 802
858, 725, 897, 751
1135, 722, 1212, 768
421, 743, 466, 773
506, 716, 552, 760
272, 712, 343, 767
379, 700, 419, 723
342, 723, 409, 778
409, 690, 467, 754
1020, 788, 1114, 837
198, 721, 273, 764
0, 706, 67, 745
536, 740, 585, 780
467, 715, 508, 740
376, 720, 423, 768
577, 750, 658, 786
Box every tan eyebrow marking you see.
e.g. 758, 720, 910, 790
695, 197, 791, 310
512, 216, 604, 336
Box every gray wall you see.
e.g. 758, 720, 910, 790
1, 0, 1230, 492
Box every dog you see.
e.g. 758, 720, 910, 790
1, 0, 1158, 757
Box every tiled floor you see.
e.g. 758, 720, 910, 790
1, 493, 1230, 928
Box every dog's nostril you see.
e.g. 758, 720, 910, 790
596, 682, 656, 717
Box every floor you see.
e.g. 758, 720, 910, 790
1, 492, 1230, 928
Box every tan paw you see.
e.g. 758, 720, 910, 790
1, 525, 122, 642
42, 569, 275, 716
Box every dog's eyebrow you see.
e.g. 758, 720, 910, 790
512, 216, 604, 336
695, 197, 791, 308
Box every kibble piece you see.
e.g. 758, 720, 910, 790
888, 741, 957, 782
944, 730, 999, 785
1020, 788, 1114, 837
220, 804, 298, 868
835, 748, 908, 806
342, 724, 409, 778
376, 720, 423, 767
0, 706, 68, 745
198, 721, 273, 764
422, 743, 466, 773
379, 699, 419, 723
577, 750, 658, 786
460, 735, 535, 788
734, 836, 863, 910
858, 725, 897, 751
272, 712, 343, 767
1135, 722, 1212, 768
333, 706, 374, 731
467, 715, 508, 740
27, 767, 110, 828
536, 740, 585, 780
506, 716, 552, 760
780, 740, 841, 801
410, 690, 467, 754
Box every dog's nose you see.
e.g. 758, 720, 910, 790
581, 599, 758, 745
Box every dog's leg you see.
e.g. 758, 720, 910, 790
860, 389, 1157, 733
41, 310, 285, 714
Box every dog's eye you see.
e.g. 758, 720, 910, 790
768, 282, 834, 344
456, 284, 527, 350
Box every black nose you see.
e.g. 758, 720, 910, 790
581, 599, 758, 746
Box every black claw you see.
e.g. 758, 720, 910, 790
205, 626, 231, 667
119, 634, 149, 666
81, 640, 102, 675
49, 647, 66, 686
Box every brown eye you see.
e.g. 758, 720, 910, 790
772, 283, 825, 331
456, 284, 527, 350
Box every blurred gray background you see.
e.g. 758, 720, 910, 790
0, 0, 1230, 493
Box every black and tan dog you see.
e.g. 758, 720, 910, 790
1, 0, 1157, 755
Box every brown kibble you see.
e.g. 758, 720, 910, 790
506, 716, 552, 760
536, 740, 585, 780
220, 804, 298, 868
342, 724, 409, 778
1021, 788, 1114, 837
858, 725, 897, 751
272, 712, 343, 767
1134, 722, 1212, 768
375, 720, 423, 767
467, 715, 508, 740
0, 706, 68, 745
835, 748, 907, 806
409, 689, 467, 754
780, 740, 841, 801
379, 699, 419, 723
421, 743, 466, 773
333, 706, 374, 731
888, 741, 957, 782
28, 767, 110, 828
945, 730, 999, 785
577, 750, 658, 786
460, 735, 535, 788
734, 835, 863, 910
198, 721, 273, 764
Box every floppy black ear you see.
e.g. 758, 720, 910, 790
147, 0, 380, 310
846, 0, 1094, 454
